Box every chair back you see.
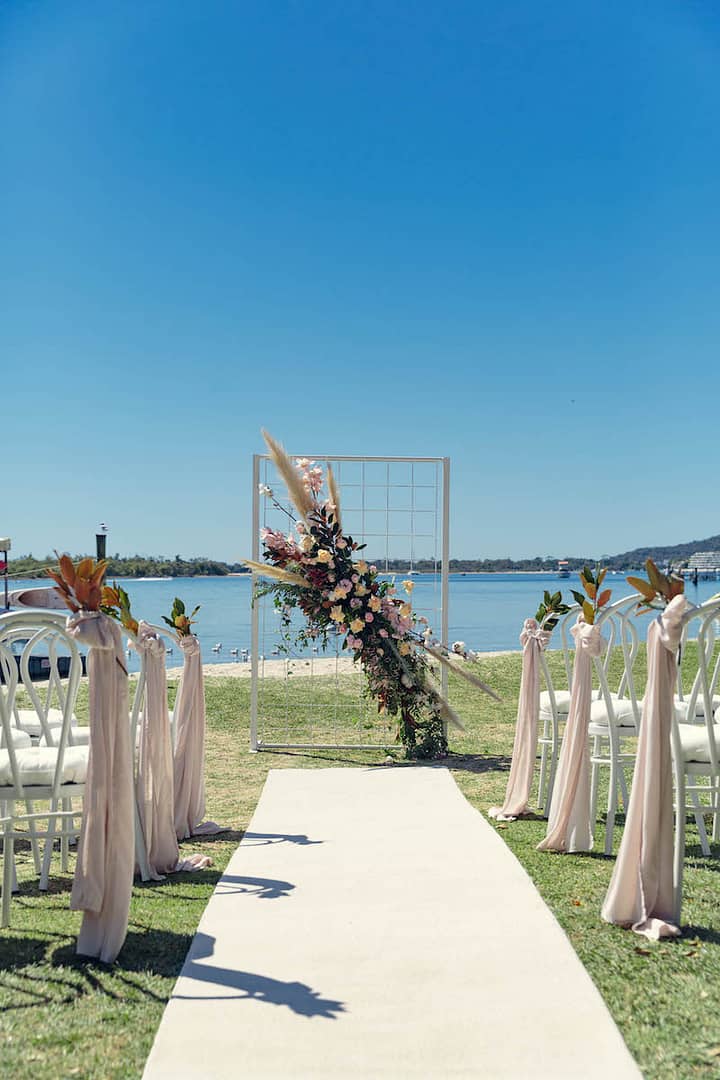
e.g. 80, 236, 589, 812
0, 611, 84, 799
673, 599, 720, 768
592, 594, 644, 730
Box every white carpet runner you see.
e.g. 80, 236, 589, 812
143, 766, 640, 1079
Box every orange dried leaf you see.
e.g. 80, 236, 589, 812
597, 589, 612, 608
627, 577, 656, 602
76, 557, 94, 580
58, 554, 76, 587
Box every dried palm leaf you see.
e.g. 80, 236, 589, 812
244, 559, 310, 589
261, 430, 313, 520
423, 643, 502, 702
436, 696, 466, 732
326, 463, 342, 529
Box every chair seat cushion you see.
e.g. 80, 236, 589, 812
674, 695, 720, 720
539, 690, 572, 717
14, 709, 81, 740
39, 726, 90, 747
0, 746, 89, 787
588, 698, 638, 729
676, 723, 720, 764
0, 728, 33, 750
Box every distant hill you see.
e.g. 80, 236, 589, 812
379, 533, 720, 573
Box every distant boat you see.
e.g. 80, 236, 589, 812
557, 560, 570, 579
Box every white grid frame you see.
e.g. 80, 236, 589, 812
250, 454, 450, 751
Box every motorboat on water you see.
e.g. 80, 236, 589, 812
557, 560, 570, 579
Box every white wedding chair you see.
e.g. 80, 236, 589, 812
671, 600, 720, 897
126, 622, 179, 881
0, 611, 87, 925
588, 595, 643, 854
537, 605, 580, 814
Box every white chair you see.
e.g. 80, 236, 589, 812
125, 622, 179, 882
0, 611, 88, 925
0, 618, 88, 747
588, 595, 643, 854
537, 605, 580, 814
671, 600, 720, 919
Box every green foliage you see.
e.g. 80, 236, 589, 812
161, 596, 200, 637
535, 589, 570, 631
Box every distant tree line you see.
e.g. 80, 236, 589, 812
9, 531, 720, 580
7, 554, 251, 579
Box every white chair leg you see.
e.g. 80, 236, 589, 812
24, 799, 42, 874
589, 735, 601, 833
712, 776, 720, 845
537, 740, 549, 811
60, 798, 70, 872
40, 803, 58, 891
606, 749, 619, 857
673, 770, 686, 925
689, 788, 710, 856
1, 824, 12, 928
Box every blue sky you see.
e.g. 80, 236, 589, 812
3, 1, 720, 562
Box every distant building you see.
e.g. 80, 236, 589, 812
687, 551, 720, 571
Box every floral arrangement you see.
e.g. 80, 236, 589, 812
247, 432, 499, 759
162, 597, 200, 639
570, 565, 611, 625
47, 554, 108, 612
627, 559, 684, 613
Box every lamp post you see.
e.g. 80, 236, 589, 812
96, 523, 108, 563
0, 538, 10, 611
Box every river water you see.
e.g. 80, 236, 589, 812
7, 572, 720, 673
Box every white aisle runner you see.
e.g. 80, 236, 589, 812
143, 767, 640, 1079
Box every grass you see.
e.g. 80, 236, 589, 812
1, 651, 720, 1078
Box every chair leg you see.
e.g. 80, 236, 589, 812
40, 802, 58, 891
24, 799, 42, 875
689, 788, 710, 856
589, 736, 601, 834
60, 798, 70, 872
537, 740, 549, 811
712, 776, 720, 845
606, 744, 619, 857
2, 824, 13, 928
673, 769, 686, 925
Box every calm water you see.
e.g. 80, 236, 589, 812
8, 572, 720, 673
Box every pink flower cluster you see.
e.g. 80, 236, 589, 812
296, 458, 324, 494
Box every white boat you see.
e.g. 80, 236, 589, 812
557, 560, 570, 579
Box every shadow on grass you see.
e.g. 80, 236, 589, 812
446, 753, 512, 774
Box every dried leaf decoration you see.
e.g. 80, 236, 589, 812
100, 582, 139, 635
626, 558, 684, 613
161, 597, 201, 639
572, 564, 611, 625
47, 552, 108, 612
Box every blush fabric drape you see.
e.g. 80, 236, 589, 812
68, 612, 134, 963
537, 617, 605, 854
489, 618, 551, 821
601, 596, 691, 939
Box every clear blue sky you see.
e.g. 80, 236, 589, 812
3, 1, 719, 562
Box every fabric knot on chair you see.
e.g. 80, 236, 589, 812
571, 617, 605, 658
134, 621, 167, 659
658, 595, 693, 654
519, 618, 551, 651
179, 635, 201, 657
67, 610, 117, 651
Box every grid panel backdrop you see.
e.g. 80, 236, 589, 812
250, 455, 450, 751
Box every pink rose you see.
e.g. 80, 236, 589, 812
365, 612, 374, 623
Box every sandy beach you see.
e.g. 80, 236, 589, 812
165, 651, 518, 680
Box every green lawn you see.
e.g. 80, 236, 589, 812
2, 652, 720, 1078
